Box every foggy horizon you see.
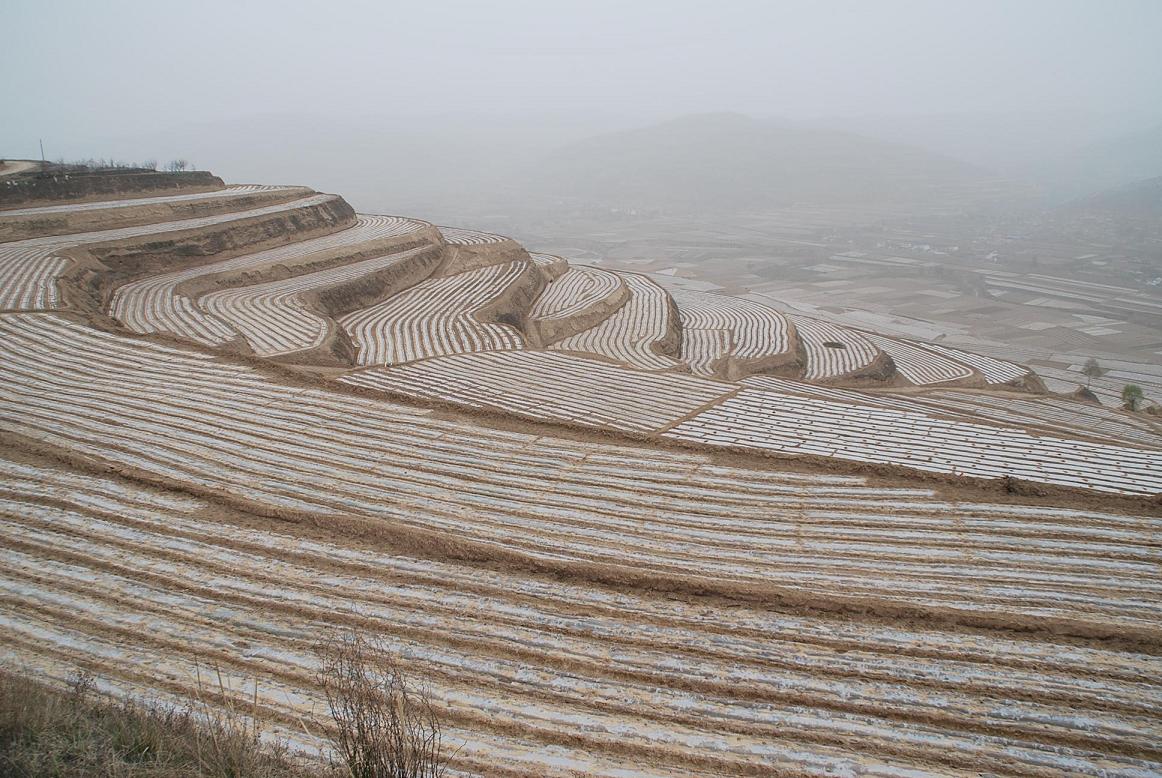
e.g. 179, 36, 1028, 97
4, 0, 1162, 164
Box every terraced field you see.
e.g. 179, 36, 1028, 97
529, 251, 568, 277
668, 376, 1162, 494
711, 376, 1162, 448
921, 341, 1032, 385
672, 288, 792, 378
198, 245, 432, 357
439, 226, 510, 245
2, 170, 1160, 777
1, 192, 338, 313
864, 333, 976, 385
529, 264, 625, 344
551, 272, 680, 370
110, 213, 426, 346
0, 246, 70, 309
1, 312, 1160, 776
339, 261, 532, 365
912, 390, 1162, 448
339, 350, 733, 432
789, 314, 882, 381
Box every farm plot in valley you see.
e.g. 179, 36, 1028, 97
339, 261, 532, 365
339, 350, 734, 432
1, 313, 1161, 776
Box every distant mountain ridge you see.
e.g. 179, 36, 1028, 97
1029, 123, 1162, 203
1065, 174, 1162, 216
528, 113, 1000, 212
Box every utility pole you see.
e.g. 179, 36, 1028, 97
39, 139, 45, 163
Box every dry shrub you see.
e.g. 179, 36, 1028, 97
316, 633, 450, 778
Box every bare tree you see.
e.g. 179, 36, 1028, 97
316, 632, 450, 778
1082, 357, 1103, 387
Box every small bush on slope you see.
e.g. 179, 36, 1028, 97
316, 633, 452, 778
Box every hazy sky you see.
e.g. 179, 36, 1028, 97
4, 0, 1162, 158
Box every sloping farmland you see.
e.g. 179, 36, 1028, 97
0, 311, 1160, 776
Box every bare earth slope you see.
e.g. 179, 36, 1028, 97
0, 169, 1159, 777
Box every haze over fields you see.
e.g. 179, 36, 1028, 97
4, 0, 1162, 217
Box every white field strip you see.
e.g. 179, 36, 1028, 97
911, 391, 1162, 450
530, 265, 622, 321
666, 388, 1162, 495
864, 333, 974, 385
919, 341, 1030, 384
681, 327, 732, 377
109, 214, 422, 347
529, 252, 567, 272
0, 184, 289, 218
439, 226, 510, 245
338, 351, 734, 433
2, 308, 1162, 639
742, 375, 940, 414
0, 194, 335, 313
0, 247, 70, 309
672, 288, 791, 376
738, 376, 1162, 450
1, 456, 1161, 775
197, 245, 430, 357
551, 272, 679, 371
789, 314, 881, 380
339, 261, 529, 366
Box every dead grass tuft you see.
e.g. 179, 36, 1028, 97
0, 668, 319, 778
